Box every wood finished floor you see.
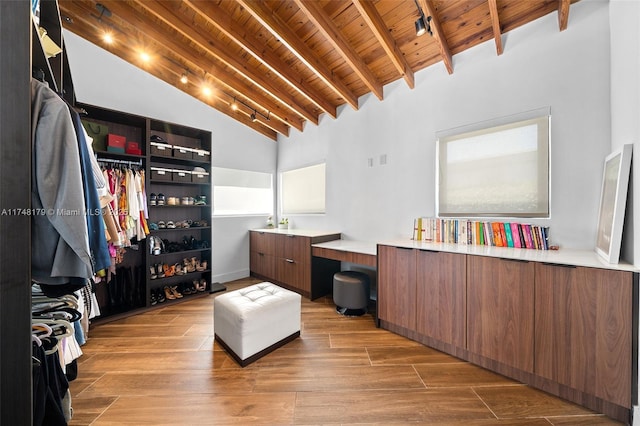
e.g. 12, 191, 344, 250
69, 277, 624, 425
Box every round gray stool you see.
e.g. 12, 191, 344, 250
333, 271, 370, 316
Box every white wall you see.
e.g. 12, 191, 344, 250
64, 32, 277, 283
609, 0, 640, 421
279, 0, 611, 251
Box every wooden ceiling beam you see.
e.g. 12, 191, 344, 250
487, 0, 503, 55
294, 0, 384, 101
60, 1, 289, 138
139, 0, 319, 126
352, 0, 415, 89
185, 0, 337, 119
558, 0, 570, 31
417, 0, 453, 74
62, 14, 280, 140
236, 0, 359, 111
74, 0, 302, 133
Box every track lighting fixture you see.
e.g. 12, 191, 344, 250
225, 93, 270, 123
180, 71, 188, 84
413, 0, 433, 37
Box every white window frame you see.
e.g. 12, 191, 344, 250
436, 107, 551, 218
280, 162, 326, 215
212, 167, 273, 217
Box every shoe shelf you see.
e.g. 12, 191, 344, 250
150, 226, 211, 233
150, 269, 211, 282
150, 248, 211, 257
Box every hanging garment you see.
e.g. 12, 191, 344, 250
31, 78, 92, 288
67, 106, 111, 273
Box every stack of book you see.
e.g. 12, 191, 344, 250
412, 217, 550, 250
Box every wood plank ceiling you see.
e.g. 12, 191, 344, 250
58, 0, 577, 141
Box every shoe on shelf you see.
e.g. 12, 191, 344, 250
196, 260, 206, 272
150, 290, 157, 305
170, 285, 183, 299
156, 263, 165, 279
175, 263, 185, 275
167, 221, 176, 229
183, 258, 194, 273
199, 278, 207, 292
163, 264, 175, 277
156, 288, 166, 303
157, 193, 165, 205
149, 222, 159, 231
150, 265, 157, 280
150, 193, 157, 206
164, 286, 176, 300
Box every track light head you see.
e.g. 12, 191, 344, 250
415, 15, 432, 37
180, 72, 188, 84
415, 17, 427, 36
250, 112, 257, 122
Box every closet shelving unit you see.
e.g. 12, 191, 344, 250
147, 119, 213, 303
76, 106, 214, 322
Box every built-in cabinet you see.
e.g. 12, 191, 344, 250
377, 242, 636, 423
78, 104, 212, 321
249, 229, 341, 299
534, 263, 632, 408
467, 256, 535, 372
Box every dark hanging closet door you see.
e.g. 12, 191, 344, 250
0, 0, 34, 424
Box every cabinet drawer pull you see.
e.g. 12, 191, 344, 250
396, 246, 413, 251
258, 252, 264, 256
258, 231, 265, 235
500, 258, 529, 263
285, 258, 295, 263
542, 262, 576, 269
287, 234, 295, 238
418, 249, 438, 253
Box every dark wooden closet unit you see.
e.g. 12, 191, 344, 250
78, 104, 213, 323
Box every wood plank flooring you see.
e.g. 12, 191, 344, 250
69, 277, 624, 425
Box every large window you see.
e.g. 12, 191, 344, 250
437, 108, 550, 218
281, 162, 326, 214
212, 167, 273, 216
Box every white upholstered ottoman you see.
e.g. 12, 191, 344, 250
214, 282, 301, 366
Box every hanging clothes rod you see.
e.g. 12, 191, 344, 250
96, 157, 143, 167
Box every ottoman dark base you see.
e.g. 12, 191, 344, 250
215, 331, 300, 367
336, 305, 366, 317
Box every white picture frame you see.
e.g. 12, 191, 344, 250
595, 144, 633, 263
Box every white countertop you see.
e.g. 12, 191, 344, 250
378, 239, 639, 272
251, 228, 341, 238
312, 239, 377, 256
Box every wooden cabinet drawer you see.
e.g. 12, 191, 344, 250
276, 234, 310, 262
250, 251, 275, 279
250, 231, 276, 256
276, 257, 310, 293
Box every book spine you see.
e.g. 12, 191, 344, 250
511, 223, 521, 248
492, 222, 502, 246
523, 224, 533, 249
504, 222, 514, 247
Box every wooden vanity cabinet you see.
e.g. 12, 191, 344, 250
377, 245, 416, 330
534, 263, 632, 408
249, 230, 340, 299
467, 256, 535, 372
416, 249, 466, 352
